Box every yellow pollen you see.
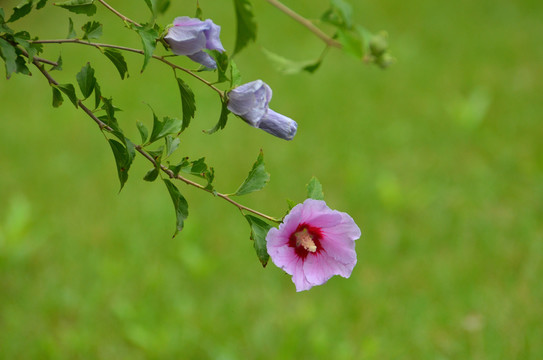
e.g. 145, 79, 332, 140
295, 228, 317, 253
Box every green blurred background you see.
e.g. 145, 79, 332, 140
1, 0, 542, 358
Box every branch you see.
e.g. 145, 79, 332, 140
29, 57, 280, 224
34, 56, 59, 67
97, 0, 141, 27
32, 39, 224, 97
264, 0, 342, 49
136, 146, 281, 223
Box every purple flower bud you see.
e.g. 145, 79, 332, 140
227, 80, 272, 125
259, 110, 297, 140
164, 16, 225, 69
227, 80, 298, 140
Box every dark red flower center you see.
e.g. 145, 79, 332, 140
289, 223, 323, 259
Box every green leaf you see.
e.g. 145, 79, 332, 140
176, 77, 196, 131
233, 0, 257, 55
262, 48, 322, 75
195, 2, 203, 20
169, 157, 189, 177
0, 24, 13, 35
245, 215, 272, 267
56, 83, 78, 107
143, 0, 153, 15
136, 26, 158, 72
165, 135, 180, 157
67, 18, 77, 39
321, 0, 352, 29
158, 116, 182, 139
52, 86, 63, 107
333, 0, 353, 26
286, 199, 297, 211
54, 0, 97, 16
37, 0, 48, 10
76, 62, 96, 99
205, 99, 230, 134
125, 137, 136, 171
204, 169, 215, 191
234, 150, 270, 196
93, 81, 101, 109
0, 37, 18, 78
337, 28, 363, 59
136, 121, 148, 143
50, 54, 63, 71
143, 167, 159, 182
148, 111, 161, 142
27, 42, 44, 61
147, 147, 163, 165
209, 50, 229, 83
306, 176, 324, 200
155, 0, 170, 14
0, 9, 14, 34
332, 0, 353, 28
149, 112, 183, 143
109, 139, 130, 190
100, 97, 120, 131
103, 48, 128, 79
175, 157, 214, 189
13, 31, 42, 63
82, 20, 102, 40
183, 157, 207, 177
229, 59, 241, 87
163, 179, 189, 237
13, 52, 30, 75
7, 0, 33, 23
143, 0, 170, 17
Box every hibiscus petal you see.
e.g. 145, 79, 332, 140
187, 51, 217, 69
173, 16, 207, 27
292, 258, 312, 292
277, 202, 304, 237
322, 212, 361, 241
319, 236, 357, 270
268, 243, 298, 275
203, 20, 225, 52
165, 23, 207, 55
258, 109, 298, 140
227, 80, 272, 125
266, 227, 288, 249
304, 251, 355, 284
307, 211, 343, 229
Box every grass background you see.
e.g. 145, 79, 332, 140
1, 0, 542, 358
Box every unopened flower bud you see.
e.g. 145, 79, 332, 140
227, 80, 298, 140
369, 31, 388, 57
376, 53, 395, 69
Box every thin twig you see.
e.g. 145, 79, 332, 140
34, 56, 59, 67
97, 0, 141, 27
78, 100, 113, 130
33, 39, 224, 97
264, 0, 342, 48
32, 58, 58, 85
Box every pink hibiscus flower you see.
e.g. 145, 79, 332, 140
266, 199, 361, 291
